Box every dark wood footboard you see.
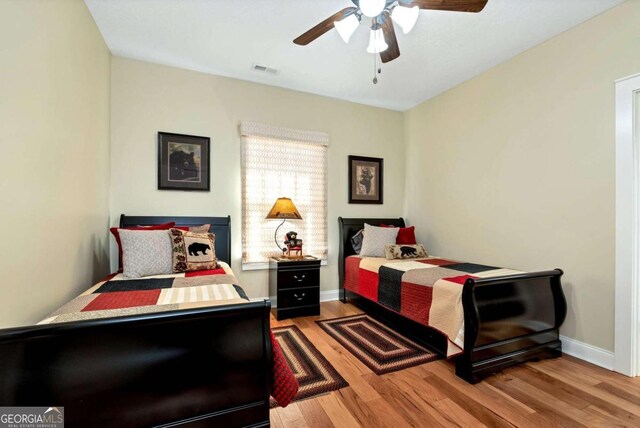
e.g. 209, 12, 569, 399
0, 301, 273, 428
337, 217, 567, 384
456, 269, 566, 383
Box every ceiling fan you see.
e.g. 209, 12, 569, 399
294, 0, 488, 82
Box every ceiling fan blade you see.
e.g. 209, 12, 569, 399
293, 7, 358, 45
402, 0, 488, 13
380, 13, 400, 63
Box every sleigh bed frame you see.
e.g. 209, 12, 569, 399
0, 215, 272, 427
338, 217, 567, 384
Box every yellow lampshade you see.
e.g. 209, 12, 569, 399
265, 197, 302, 220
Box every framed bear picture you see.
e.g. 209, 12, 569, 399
348, 155, 383, 204
158, 132, 210, 191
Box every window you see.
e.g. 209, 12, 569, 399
240, 122, 328, 267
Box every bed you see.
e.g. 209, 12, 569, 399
0, 215, 292, 427
338, 217, 567, 384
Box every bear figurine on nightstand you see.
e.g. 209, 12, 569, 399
284, 231, 303, 258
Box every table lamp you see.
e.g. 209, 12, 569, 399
265, 197, 302, 256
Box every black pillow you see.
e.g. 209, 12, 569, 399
351, 229, 364, 254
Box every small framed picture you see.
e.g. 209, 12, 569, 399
349, 155, 383, 204
158, 132, 210, 191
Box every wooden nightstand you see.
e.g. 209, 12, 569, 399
269, 256, 321, 320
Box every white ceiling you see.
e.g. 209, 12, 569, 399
85, 0, 624, 111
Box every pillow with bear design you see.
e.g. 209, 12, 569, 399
169, 228, 217, 272
384, 244, 428, 260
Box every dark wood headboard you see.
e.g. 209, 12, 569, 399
337, 217, 405, 300
119, 214, 232, 265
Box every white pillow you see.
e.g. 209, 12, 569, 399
359, 224, 399, 257
118, 229, 174, 278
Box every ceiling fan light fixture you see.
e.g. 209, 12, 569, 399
334, 13, 360, 43
359, 0, 386, 18
391, 5, 419, 34
366, 28, 388, 54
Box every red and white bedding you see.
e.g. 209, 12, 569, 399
345, 255, 524, 356
39, 262, 299, 407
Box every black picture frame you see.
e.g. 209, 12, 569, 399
348, 155, 383, 204
158, 132, 210, 191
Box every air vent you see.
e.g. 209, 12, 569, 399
251, 64, 279, 76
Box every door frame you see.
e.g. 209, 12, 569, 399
615, 72, 640, 377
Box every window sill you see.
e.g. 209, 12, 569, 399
242, 259, 327, 271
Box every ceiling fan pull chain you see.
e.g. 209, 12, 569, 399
373, 53, 378, 84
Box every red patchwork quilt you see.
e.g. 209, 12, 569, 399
39, 262, 298, 407
345, 255, 525, 356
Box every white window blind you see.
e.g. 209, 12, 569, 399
240, 122, 328, 266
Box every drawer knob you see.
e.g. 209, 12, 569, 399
293, 274, 306, 282
293, 293, 306, 301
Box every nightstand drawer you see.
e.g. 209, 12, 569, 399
270, 257, 321, 320
278, 287, 320, 309
278, 269, 319, 289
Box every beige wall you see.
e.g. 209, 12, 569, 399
404, 0, 640, 351
0, 0, 111, 327
110, 57, 405, 298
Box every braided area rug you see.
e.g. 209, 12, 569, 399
270, 325, 348, 408
316, 314, 440, 375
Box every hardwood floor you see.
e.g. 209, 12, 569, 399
270, 301, 640, 427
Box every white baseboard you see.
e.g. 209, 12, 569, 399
320, 289, 340, 303
560, 335, 615, 370
265, 289, 339, 308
